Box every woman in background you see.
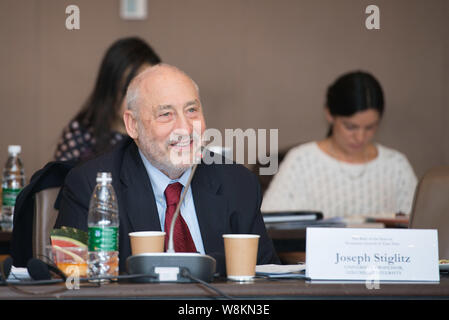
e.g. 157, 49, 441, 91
261, 71, 417, 218
54, 37, 161, 162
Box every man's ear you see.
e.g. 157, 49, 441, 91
123, 110, 139, 139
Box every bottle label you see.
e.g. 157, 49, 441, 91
88, 226, 118, 252
2, 188, 22, 207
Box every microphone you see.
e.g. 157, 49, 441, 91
166, 159, 200, 253
27, 258, 67, 282
126, 145, 217, 283
167, 144, 205, 252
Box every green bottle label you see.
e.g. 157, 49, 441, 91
88, 226, 118, 252
2, 188, 22, 206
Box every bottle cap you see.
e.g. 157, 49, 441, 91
8, 145, 21, 155
96, 172, 112, 184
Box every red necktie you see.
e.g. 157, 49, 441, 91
164, 182, 197, 252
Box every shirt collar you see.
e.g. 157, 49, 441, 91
138, 149, 192, 195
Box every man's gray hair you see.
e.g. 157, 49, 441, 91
126, 82, 140, 113
125, 63, 200, 115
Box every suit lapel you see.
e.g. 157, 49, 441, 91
119, 143, 161, 232
118, 144, 227, 252
191, 164, 228, 254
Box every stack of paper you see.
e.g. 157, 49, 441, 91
7, 267, 32, 282
255, 264, 307, 279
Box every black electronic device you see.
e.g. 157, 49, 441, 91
126, 253, 216, 283
262, 211, 323, 224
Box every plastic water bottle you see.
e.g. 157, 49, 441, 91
87, 172, 119, 281
1, 145, 25, 231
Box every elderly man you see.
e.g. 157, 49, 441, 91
55, 64, 279, 275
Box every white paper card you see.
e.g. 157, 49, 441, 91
306, 228, 439, 282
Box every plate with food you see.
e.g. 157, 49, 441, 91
439, 259, 449, 271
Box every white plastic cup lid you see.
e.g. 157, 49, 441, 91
222, 234, 260, 239
129, 231, 166, 237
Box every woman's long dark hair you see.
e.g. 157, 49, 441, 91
74, 37, 161, 154
326, 71, 384, 137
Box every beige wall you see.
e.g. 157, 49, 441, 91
0, 0, 448, 182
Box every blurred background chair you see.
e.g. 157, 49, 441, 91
409, 166, 449, 259
33, 187, 60, 261
11, 160, 74, 266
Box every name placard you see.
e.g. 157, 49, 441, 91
306, 228, 439, 282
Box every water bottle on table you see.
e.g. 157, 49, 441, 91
87, 172, 119, 281
1, 145, 25, 231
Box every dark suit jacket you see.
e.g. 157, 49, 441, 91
55, 138, 280, 275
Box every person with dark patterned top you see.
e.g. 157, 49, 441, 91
54, 120, 126, 162
54, 37, 161, 163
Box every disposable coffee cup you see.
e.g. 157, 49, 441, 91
223, 234, 260, 281
129, 231, 166, 255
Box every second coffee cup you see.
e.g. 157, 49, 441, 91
223, 234, 260, 281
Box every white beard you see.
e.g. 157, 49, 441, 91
137, 126, 193, 180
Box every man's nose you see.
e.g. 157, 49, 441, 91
173, 114, 192, 136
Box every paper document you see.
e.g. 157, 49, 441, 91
256, 264, 306, 274
7, 267, 32, 282
255, 264, 307, 279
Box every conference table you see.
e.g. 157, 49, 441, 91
2, 215, 447, 303
1, 274, 449, 300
